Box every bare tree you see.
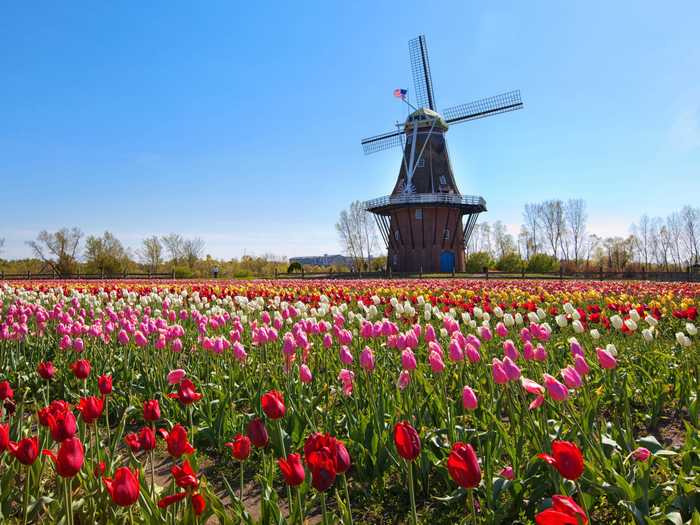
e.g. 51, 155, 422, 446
657, 222, 673, 271
522, 203, 541, 255
182, 238, 205, 268
565, 199, 587, 266
583, 234, 601, 268
27, 228, 83, 276
0, 237, 4, 256
631, 214, 653, 269
336, 201, 378, 271
539, 200, 565, 259
666, 213, 684, 269
162, 234, 185, 265
604, 236, 635, 271
139, 236, 163, 272
680, 205, 700, 264
492, 221, 516, 258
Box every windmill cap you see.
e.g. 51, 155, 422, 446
404, 108, 448, 131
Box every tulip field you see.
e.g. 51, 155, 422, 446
0, 279, 698, 525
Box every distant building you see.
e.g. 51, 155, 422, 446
289, 254, 352, 268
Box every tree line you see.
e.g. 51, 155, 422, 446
467, 200, 700, 273
0, 229, 291, 278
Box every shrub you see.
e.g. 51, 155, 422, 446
526, 253, 559, 273
465, 252, 494, 273
496, 252, 523, 273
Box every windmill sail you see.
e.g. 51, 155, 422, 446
408, 35, 436, 110
361, 130, 405, 155
443, 90, 523, 125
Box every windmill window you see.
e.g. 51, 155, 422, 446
439, 175, 447, 185
416, 157, 425, 168
415, 209, 422, 220
443, 229, 450, 240
394, 230, 400, 241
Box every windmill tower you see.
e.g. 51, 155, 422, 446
362, 35, 523, 273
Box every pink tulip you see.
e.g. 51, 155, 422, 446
117, 329, 130, 345
569, 339, 584, 358
574, 354, 590, 376
448, 340, 464, 362
596, 347, 617, 369
401, 349, 417, 371
561, 366, 583, 389
397, 370, 411, 390
462, 386, 478, 410
543, 373, 569, 401
171, 338, 183, 353
523, 341, 535, 360
59, 335, 72, 350
424, 324, 436, 342
492, 358, 509, 384
339, 345, 354, 365
322, 333, 333, 349
232, 341, 247, 362
632, 447, 651, 462
134, 331, 148, 347
529, 395, 545, 410
521, 377, 544, 395
300, 364, 313, 384
478, 326, 492, 341
503, 339, 519, 361
502, 356, 521, 381
495, 322, 508, 338
465, 344, 481, 363
72, 337, 84, 352
360, 346, 375, 372
167, 369, 186, 385
429, 351, 445, 374
428, 341, 443, 357
534, 344, 548, 362
500, 466, 514, 479
338, 369, 354, 396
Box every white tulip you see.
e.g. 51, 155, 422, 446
515, 313, 524, 325
537, 308, 546, 321
629, 309, 640, 322
555, 314, 568, 328
564, 303, 575, 315
624, 319, 637, 332
606, 343, 618, 356
686, 323, 697, 336
645, 315, 658, 327
642, 329, 653, 342
527, 312, 539, 324
504, 313, 515, 327
590, 329, 601, 340
572, 320, 584, 333
493, 306, 504, 318
610, 315, 623, 330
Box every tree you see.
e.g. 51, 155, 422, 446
565, 199, 587, 266
182, 238, 205, 268
491, 221, 516, 259
84, 231, 129, 274
539, 200, 565, 260
526, 253, 559, 273
680, 205, 700, 264
27, 228, 83, 276
465, 251, 493, 273
631, 214, 653, 269
0, 237, 4, 256
666, 213, 684, 269
522, 203, 541, 256
335, 201, 378, 271
496, 252, 523, 273
139, 236, 163, 273
162, 234, 185, 265
604, 236, 635, 271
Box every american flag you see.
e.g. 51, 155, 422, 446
393, 88, 407, 99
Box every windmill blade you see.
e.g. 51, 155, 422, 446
361, 130, 405, 155
408, 35, 436, 110
443, 90, 523, 125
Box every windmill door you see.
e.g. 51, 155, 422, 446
440, 250, 455, 273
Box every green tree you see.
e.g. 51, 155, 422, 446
526, 253, 559, 273
84, 231, 130, 274
496, 252, 523, 272
465, 251, 494, 273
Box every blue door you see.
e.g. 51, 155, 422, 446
440, 250, 455, 273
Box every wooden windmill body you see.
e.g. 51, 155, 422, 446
362, 35, 523, 273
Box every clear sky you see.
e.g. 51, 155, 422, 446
1, 1, 699, 260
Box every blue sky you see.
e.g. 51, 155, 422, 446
1, 1, 699, 260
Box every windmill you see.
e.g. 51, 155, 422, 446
362, 34, 523, 273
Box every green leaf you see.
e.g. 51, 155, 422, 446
665, 512, 683, 525
637, 435, 663, 453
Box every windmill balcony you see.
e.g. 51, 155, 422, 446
364, 193, 487, 215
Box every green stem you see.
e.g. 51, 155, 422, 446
406, 460, 418, 525
321, 491, 329, 525
296, 486, 304, 525
342, 473, 353, 525
276, 420, 294, 517
22, 469, 30, 525
240, 460, 245, 501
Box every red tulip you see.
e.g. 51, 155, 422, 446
538, 441, 584, 481
98, 374, 113, 395
0, 423, 9, 452
158, 424, 195, 457
124, 432, 142, 452
191, 493, 206, 516
278, 453, 305, 486
247, 418, 269, 449
69, 359, 91, 380
43, 436, 84, 478
225, 434, 251, 461
535, 495, 588, 524
172, 459, 199, 489
304, 433, 351, 474
447, 442, 481, 489
168, 378, 203, 405
306, 448, 336, 491
76, 396, 104, 424
8, 437, 39, 465
261, 390, 286, 419
393, 421, 421, 461
143, 399, 161, 421
0, 380, 14, 400
103, 467, 140, 506
94, 460, 106, 478
46, 408, 78, 442
139, 426, 157, 451
37, 361, 56, 380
